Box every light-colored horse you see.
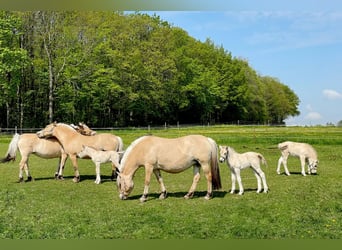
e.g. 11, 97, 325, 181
117, 135, 222, 202
0, 123, 96, 182
71, 122, 97, 136
37, 122, 124, 182
277, 141, 318, 176
219, 146, 268, 195
77, 145, 122, 184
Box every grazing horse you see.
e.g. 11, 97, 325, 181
0, 123, 96, 182
117, 135, 222, 202
277, 141, 318, 176
37, 122, 124, 182
219, 146, 268, 195
77, 145, 122, 184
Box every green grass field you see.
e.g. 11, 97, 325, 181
0, 125, 341, 239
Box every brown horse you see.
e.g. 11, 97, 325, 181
0, 123, 96, 182
117, 135, 222, 202
37, 122, 124, 182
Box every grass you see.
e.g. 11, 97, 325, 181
0, 125, 341, 239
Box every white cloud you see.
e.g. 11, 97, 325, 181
305, 112, 322, 120
323, 89, 342, 100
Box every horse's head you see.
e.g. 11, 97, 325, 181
308, 159, 319, 174
219, 145, 229, 163
117, 174, 134, 200
36, 122, 57, 138
77, 145, 88, 159
77, 122, 97, 136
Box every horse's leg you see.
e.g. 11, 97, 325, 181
203, 165, 213, 200
252, 169, 262, 193
110, 157, 120, 181
70, 154, 80, 183
140, 164, 153, 202
281, 153, 290, 176
184, 166, 201, 199
18, 154, 32, 182
56, 153, 68, 180
24, 163, 33, 181
55, 158, 61, 179
299, 156, 307, 176
276, 156, 283, 175
234, 168, 244, 195
94, 162, 101, 184
260, 170, 269, 193
230, 169, 236, 194
153, 169, 167, 199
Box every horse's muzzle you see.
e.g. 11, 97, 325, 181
219, 157, 225, 163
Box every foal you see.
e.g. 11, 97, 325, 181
77, 145, 121, 184
219, 146, 268, 195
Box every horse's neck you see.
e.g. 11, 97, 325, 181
54, 126, 79, 144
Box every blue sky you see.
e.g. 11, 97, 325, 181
141, 3, 342, 126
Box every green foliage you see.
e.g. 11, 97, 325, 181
0, 126, 341, 239
0, 11, 300, 128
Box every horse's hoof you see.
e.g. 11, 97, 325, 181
73, 176, 80, 183
27, 176, 33, 182
54, 173, 58, 179
159, 191, 167, 200
57, 175, 64, 180
204, 193, 213, 200
139, 196, 147, 202
184, 192, 194, 199
18, 177, 24, 183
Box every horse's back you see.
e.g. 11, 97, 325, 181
18, 134, 62, 157
88, 133, 122, 151
279, 141, 317, 159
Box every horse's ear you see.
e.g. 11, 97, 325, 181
53, 121, 57, 126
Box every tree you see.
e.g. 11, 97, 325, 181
0, 11, 28, 128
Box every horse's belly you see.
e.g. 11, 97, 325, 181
35, 151, 61, 158
156, 160, 193, 173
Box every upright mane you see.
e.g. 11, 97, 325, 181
57, 123, 78, 132
119, 135, 149, 172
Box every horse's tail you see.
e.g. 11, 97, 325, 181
208, 138, 222, 190
116, 136, 124, 151
0, 133, 20, 163
258, 154, 268, 167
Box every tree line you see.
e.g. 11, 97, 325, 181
0, 11, 300, 128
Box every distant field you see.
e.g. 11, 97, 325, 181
0, 125, 341, 239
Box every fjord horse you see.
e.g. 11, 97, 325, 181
117, 135, 222, 202
277, 141, 318, 176
77, 145, 122, 184
219, 146, 268, 195
0, 123, 96, 182
37, 122, 123, 182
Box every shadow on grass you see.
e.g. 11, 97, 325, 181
19, 174, 117, 183
124, 190, 229, 201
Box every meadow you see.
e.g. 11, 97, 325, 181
0, 125, 341, 239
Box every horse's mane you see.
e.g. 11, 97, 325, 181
119, 135, 149, 172
57, 123, 79, 132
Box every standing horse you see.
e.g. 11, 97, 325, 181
117, 135, 222, 202
0, 123, 96, 182
37, 122, 124, 182
219, 146, 268, 195
77, 145, 122, 184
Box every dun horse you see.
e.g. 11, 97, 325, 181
277, 141, 318, 176
77, 145, 122, 184
117, 135, 222, 202
0, 123, 95, 182
219, 146, 268, 195
37, 122, 124, 182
